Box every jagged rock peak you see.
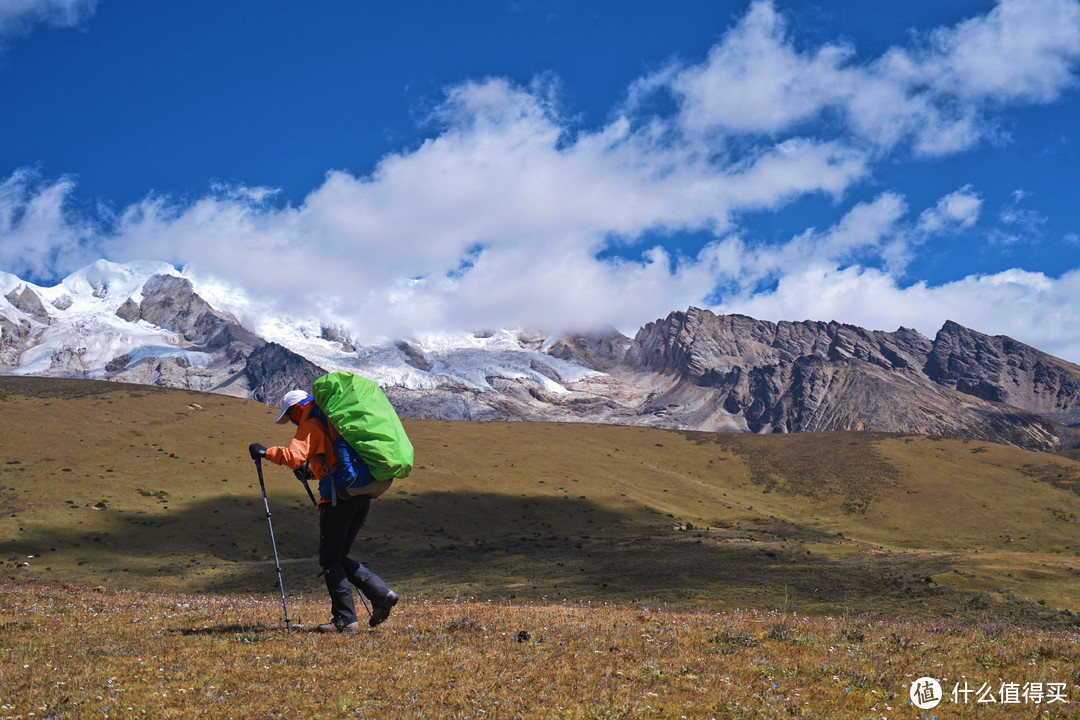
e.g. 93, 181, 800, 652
542, 327, 632, 371
625, 307, 933, 378
321, 326, 356, 353
926, 319, 1080, 422
138, 274, 253, 349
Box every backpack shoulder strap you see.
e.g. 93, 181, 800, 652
310, 403, 340, 440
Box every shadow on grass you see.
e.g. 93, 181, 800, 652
4, 490, 1075, 628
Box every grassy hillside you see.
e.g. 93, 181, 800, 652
2, 376, 1080, 626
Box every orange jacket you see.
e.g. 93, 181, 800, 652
265, 401, 337, 480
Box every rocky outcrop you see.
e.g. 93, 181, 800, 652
137, 275, 260, 350
395, 341, 434, 372
50, 295, 73, 311
115, 298, 141, 322
0, 316, 33, 353
244, 342, 327, 404
543, 328, 632, 371
322, 326, 356, 353
5, 286, 51, 325
1, 287, 48, 363
925, 321, 1080, 424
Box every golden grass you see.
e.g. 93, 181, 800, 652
4, 377, 1080, 717
2, 583, 1078, 719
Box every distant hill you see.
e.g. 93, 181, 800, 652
4, 261, 1080, 451
2, 376, 1079, 626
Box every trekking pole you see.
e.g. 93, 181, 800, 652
254, 457, 292, 632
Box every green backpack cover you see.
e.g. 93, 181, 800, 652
312, 371, 414, 483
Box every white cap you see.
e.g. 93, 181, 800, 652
275, 389, 309, 424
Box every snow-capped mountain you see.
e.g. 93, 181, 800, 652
2, 260, 198, 376
0, 260, 622, 415
4, 260, 1080, 453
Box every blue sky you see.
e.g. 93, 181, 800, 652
3, 0, 1080, 360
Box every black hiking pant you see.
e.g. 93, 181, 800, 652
319, 495, 391, 626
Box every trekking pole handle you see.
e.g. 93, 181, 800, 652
299, 477, 317, 507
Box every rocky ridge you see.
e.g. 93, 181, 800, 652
613, 307, 1080, 451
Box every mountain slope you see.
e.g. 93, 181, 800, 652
620, 307, 1080, 451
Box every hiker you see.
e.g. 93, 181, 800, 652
249, 389, 399, 633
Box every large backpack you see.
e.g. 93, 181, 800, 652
312, 371, 413, 501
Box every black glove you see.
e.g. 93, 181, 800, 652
293, 462, 312, 482
249, 443, 267, 460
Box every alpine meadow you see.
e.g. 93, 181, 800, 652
7, 0, 1080, 716
2, 376, 1079, 718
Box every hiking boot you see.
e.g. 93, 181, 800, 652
369, 590, 399, 628
317, 620, 360, 634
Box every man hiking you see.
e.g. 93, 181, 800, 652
249, 389, 399, 633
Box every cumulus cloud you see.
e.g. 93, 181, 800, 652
663, 0, 1080, 154
3, 0, 1080, 361
700, 192, 911, 297
87, 76, 873, 338
669, 1, 856, 137
917, 185, 982, 233
925, 0, 1080, 103
0, 0, 97, 39
0, 169, 98, 279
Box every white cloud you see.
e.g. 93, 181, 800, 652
663, 0, 1080, 155
0, 0, 96, 38
73, 75, 869, 339
703, 192, 910, 294
670, 1, 855, 137
999, 192, 1048, 234
0, 169, 98, 280
926, 0, 1080, 103
917, 185, 982, 233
